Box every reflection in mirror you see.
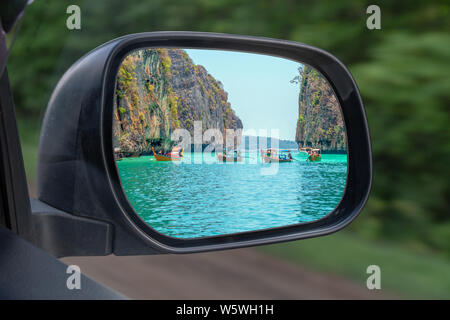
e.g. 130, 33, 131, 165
113, 48, 347, 239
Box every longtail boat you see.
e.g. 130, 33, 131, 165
306, 148, 322, 162
152, 147, 182, 162
261, 148, 293, 163
299, 146, 322, 162
217, 151, 242, 162
299, 147, 312, 154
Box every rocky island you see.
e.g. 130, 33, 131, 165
294, 66, 346, 153
113, 48, 243, 156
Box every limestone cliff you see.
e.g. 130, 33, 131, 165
294, 66, 346, 153
113, 49, 242, 156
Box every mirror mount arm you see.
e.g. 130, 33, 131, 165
0, 69, 32, 235
1, 69, 112, 258
29, 198, 113, 258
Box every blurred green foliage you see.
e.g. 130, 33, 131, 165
8, 0, 450, 256
262, 232, 450, 298
351, 32, 450, 255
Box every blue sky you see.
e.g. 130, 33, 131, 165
185, 49, 302, 141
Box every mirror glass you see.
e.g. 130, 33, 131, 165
113, 48, 347, 239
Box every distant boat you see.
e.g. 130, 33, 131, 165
217, 151, 242, 162
299, 147, 312, 154
152, 147, 182, 162
114, 147, 124, 161
306, 148, 322, 162
261, 148, 293, 163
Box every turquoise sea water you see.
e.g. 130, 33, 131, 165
116, 152, 347, 239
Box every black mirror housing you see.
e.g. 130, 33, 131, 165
36, 32, 371, 256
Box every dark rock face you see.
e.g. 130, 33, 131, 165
113, 48, 242, 155
294, 66, 346, 153
168, 50, 243, 136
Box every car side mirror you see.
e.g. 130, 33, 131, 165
32, 32, 371, 257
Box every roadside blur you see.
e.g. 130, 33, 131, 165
10, 0, 450, 298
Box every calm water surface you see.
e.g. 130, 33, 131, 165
117, 152, 347, 238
